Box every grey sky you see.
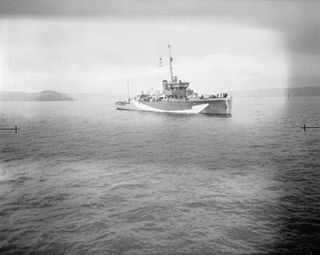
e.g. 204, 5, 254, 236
0, 0, 319, 94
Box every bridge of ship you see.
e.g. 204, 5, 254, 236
162, 76, 190, 99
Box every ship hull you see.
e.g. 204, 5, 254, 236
115, 98, 232, 115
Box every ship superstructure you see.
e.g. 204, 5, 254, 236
115, 45, 232, 115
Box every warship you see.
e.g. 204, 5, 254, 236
115, 45, 232, 115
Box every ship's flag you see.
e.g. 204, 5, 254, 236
159, 57, 163, 68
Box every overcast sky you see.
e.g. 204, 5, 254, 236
0, 0, 319, 95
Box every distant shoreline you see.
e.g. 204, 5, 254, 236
228, 86, 320, 98
1, 87, 319, 101
0, 90, 74, 101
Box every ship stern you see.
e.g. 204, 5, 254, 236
199, 98, 232, 116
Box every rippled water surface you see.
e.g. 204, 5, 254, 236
1, 96, 320, 254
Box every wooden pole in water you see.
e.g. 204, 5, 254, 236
301, 123, 320, 131
0, 126, 20, 133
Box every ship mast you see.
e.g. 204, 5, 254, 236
168, 44, 174, 82
127, 79, 130, 101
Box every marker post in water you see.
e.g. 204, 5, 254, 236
301, 123, 320, 132
0, 125, 20, 134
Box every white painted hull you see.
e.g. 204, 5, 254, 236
115, 98, 232, 115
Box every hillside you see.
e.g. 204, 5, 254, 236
0, 90, 74, 101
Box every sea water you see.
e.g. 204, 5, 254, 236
0, 96, 319, 254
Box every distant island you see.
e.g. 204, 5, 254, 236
0, 90, 74, 101
37, 90, 73, 101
